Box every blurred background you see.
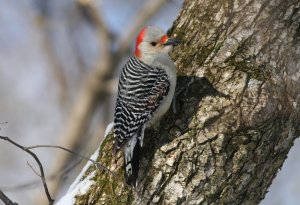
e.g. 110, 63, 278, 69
0, 0, 299, 205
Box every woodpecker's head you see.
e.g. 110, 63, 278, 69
135, 26, 181, 63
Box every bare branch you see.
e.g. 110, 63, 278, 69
27, 144, 154, 204
77, 0, 111, 60
28, 144, 115, 176
27, 161, 42, 177
0, 136, 54, 205
46, 0, 113, 199
0, 190, 17, 205
0, 134, 154, 203
0, 160, 82, 191
35, 1, 69, 105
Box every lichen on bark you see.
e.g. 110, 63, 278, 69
70, 0, 300, 204
73, 133, 134, 205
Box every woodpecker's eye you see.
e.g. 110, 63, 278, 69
150, 42, 157, 46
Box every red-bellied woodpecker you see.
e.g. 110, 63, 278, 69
113, 26, 181, 187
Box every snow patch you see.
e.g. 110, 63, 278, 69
55, 170, 96, 205
69, 147, 100, 192
104, 122, 114, 138
55, 122, 114, 204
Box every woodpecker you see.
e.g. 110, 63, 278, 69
113, 26, 181, 187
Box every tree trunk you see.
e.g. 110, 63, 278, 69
57, 0, 300, 204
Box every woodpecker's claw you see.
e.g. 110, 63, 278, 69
172, 96, 177, 114
172, 77, 195, 114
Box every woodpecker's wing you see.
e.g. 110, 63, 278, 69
113, 56, 170, 153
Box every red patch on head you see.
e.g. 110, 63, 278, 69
135, 27, 146, 58
160, 35, 169, 44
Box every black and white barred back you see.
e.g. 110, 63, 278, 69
113, 56, 170, 187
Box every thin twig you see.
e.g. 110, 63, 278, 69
27, 144, 154, 204
27, 144, 116, 177
1, 159, 82, 191
0, 136, 54, 205
46, 0, 113, 198
0, 190, 18, 205
27, 161, 42, 177
0, 136, 153, 204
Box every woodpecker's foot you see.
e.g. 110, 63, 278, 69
172, 77, 195, 114
172, 97, 177, 114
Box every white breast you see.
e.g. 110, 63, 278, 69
147, 54, 177, 126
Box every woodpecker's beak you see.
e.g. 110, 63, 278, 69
163, 38, 182, 46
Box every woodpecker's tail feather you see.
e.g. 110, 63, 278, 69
124, 127, 144, 187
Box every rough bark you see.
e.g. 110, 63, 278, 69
59, 0, 300, 204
